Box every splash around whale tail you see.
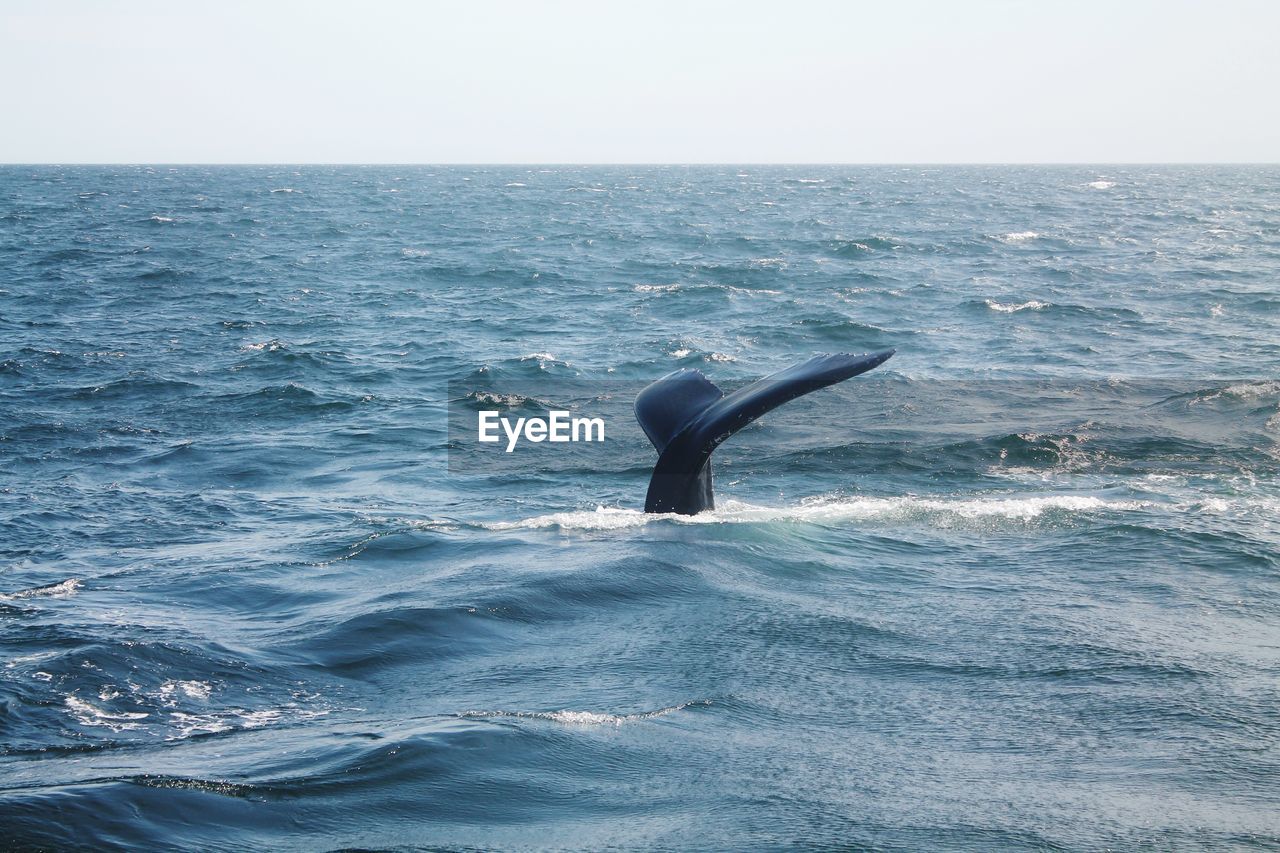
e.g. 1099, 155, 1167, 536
634, 349, 895, 514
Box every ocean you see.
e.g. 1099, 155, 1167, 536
1, 165, 1278, 850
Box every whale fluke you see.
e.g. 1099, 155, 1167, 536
635, 349, 895, 514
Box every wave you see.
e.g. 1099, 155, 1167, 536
65, 695, 149, 732
993, 231, 1040, 244
214, 383, 355, 416
1182, 380, 1280, 404
830, 236, 904, 256
68, 376, 198, 401
239, 339, 287, 353
61, 692, 329, 740
167, 707, 330, 740
464, 353, 578, 380
985, 299, 1049, 313
665, 343, 736, 362
459, 390, 547, 410
0, 578, 81, 601
481, 495, 1147, 531
965, 298, 1139, 319
787, 317, 896, 344
633, 281, 782, 296
518, 352, 572, 369
460, 699, 710, 726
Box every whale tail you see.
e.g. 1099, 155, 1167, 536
634, 349, 895, 514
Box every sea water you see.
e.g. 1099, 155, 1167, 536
1, 165, 1278, 848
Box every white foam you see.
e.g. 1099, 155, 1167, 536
482, 495, 1146, 531
996, 231, 1039, 243
518, 352, 569, 369
986, 299, 1049, 313
239, 340, 285, 352
721, 284, 781, 295
1088, 180, 1116, 189
0, 578, 81, 601
158, 680, 212, 702
1223, 380, 1280, 399
166, 707, 329, 740
462, 700, 707, 727
401, 247, 432, 257
5, 650, 61, 669
1188, 380, 1280, 404
269, 187, 300, 193
65, 696, 149, 731
634, 283, 681, 293
169, 711, 234, 737
466, 390, 535, 407
149, 215, 173, 223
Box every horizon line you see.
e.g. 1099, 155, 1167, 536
2, 161, 1279, 168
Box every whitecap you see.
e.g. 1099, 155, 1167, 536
461, 700, 708, 727
480, 495, 1145, 531
465, 390, 535, 407
0, 578, 81, 601
239, 340, 286, 352
149, 215, 173, 223
401, 247, 432, 257
65, 696, 149, 731
1088, 180, 1116, 189
1220, 380, 1280, 400
985, 299, 1049, 313
634, 283, 681, 293
995, 231, 1039, 243
708, 283, 782, 296
269, 187, 300, 194
518, 352, 570, 369
167, 707, 329, 740
158, 680, 212, 702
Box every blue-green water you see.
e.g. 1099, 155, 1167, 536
2, 165, 1278, 850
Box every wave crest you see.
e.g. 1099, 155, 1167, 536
461, 700, 710, 726
481, 495, 1146, 531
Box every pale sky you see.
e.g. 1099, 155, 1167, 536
2, 0, 1276, 163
